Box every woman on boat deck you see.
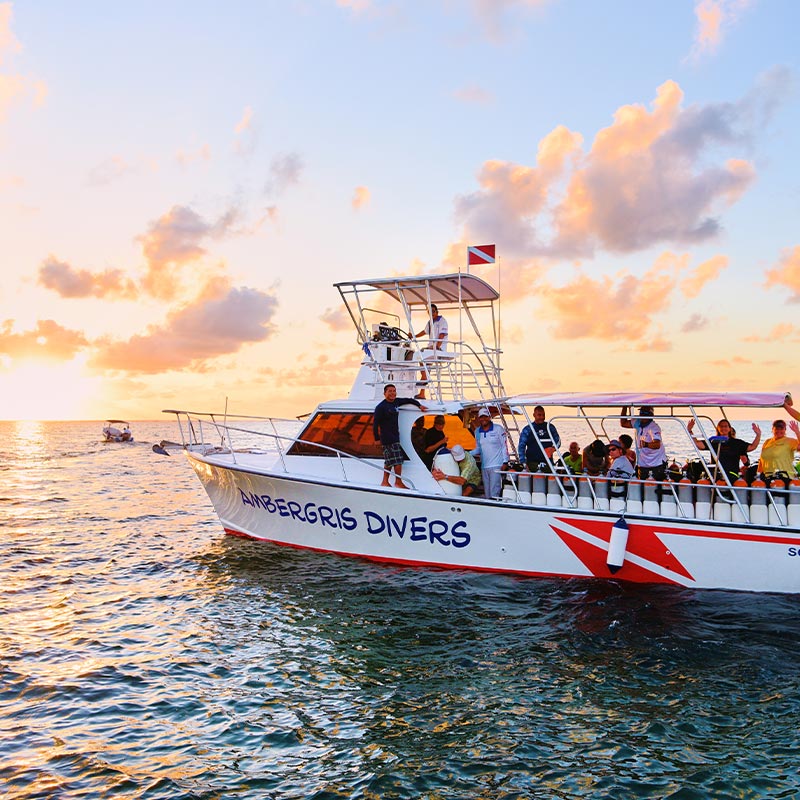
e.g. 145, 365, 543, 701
758, 418, 800, 479
373, 384, 427, 488
687, 418, 761, 482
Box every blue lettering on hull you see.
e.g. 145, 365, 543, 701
239, 488, 470, 548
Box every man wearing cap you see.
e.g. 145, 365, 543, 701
620, 405, 666, 481
432, 444, 480, 496
373, 384, 427, 488
470, 408, 508, 498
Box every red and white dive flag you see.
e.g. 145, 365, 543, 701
467, 244, 496, 265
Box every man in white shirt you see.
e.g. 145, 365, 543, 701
470, 407, 509, 498
414, 304, 448, 399
620, 405, 666, 481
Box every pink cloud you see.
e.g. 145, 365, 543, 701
264, 153, 304, 196
0, 3, 47, 121
454, 74, 787, 262
351, 185, 370, 211
0, 319, 88, 360
90, 277, 278, 373
453, 84, 494, 105
320, 307, 351, 331
690, 0, 751, 59
536, 253, 683, 341
136, 204, 239, 300
680, 254, 728, 298
765, 245, 800, 302
38, 256, 138, 300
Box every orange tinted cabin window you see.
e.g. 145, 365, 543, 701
288, 412, 384, 458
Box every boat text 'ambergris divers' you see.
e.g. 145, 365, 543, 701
239, 489, 470, 547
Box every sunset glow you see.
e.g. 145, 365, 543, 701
0, 2, 797, 421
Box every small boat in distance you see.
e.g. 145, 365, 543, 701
162, 271, 800, 594
102, 420, 133, 443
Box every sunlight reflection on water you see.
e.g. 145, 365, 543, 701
0, 421, 799, 799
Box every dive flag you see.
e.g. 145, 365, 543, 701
467, 244, 496, 265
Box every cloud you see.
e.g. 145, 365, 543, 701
765, 245, 800, 302
264, 152, 304, 196
681, 313, 710, 333
351, 185, 370, 211
235, 105, 253, 134
470, 0, 551, 43
690, 0, 751, 59
233, 105, 258, 157
38, 256, 138, 300
320, 307, 351, 331
455, 125, 582, 259
742, 322, 800, 343
453, 84, 494, 105
176, 143, 211, 166
86, 155, 137, 187
536, 252, 682, 342
270, 353, 363, 387
136, 204, 239, 300
90, 277, 278, 373
0, 2, 47, 122
454, 76, 787, 261
0, 318, 88, 360
680, 254, 728, 298
336, 0, 372, 12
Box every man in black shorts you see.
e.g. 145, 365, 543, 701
374, 384, 427, 488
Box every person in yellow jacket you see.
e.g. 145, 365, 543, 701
758, 418, 800, 477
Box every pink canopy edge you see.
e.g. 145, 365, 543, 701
501, 392, 791, 408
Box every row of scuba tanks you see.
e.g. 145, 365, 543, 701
500, 470, 800, 527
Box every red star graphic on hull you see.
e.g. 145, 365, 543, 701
552, 517, 695, 583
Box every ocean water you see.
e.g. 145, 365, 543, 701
1, 420, 799, 799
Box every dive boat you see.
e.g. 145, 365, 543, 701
163, 273, 800, 594
102, 420, 134, 443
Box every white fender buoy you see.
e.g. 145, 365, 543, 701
433, 451, 462, 496
607, 517, 629, 574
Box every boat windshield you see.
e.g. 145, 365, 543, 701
288, 412, 384, 458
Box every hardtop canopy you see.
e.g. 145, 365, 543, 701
499, 392, 790, 409
334, 273, 498, 306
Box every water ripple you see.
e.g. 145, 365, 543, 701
1, 421, 800, 798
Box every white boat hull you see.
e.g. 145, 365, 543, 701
188, 453, 800, 594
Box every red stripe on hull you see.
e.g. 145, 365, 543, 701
224, 527, 607, 582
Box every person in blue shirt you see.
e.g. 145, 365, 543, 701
374, 384, 426, 488
519, 406, 561, 471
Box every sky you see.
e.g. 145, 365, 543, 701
1, 0, 799, 421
